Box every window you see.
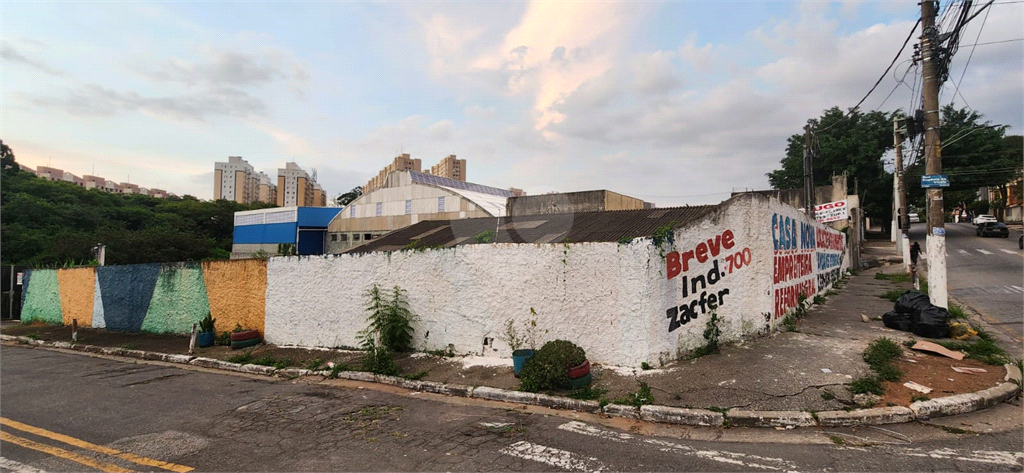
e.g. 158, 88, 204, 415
438, 196, 445, 212
350, 205, 356, 217
405, 200, 412, 215
364, 233, 373, 241
331, 234, 338, 242
340, 234, 348, 242
376, 202, 383, 216
353, 234, 361, 241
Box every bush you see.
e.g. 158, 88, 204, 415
519, 340, 586, 392
363, 284, 417, 352
863, 337, 903, 368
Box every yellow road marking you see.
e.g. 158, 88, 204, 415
0, 431, 135, 473
0, 418, 193, 473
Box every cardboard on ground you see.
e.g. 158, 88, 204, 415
911, 340, 965, 360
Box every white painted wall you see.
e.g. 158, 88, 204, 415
264, 194, 848, 367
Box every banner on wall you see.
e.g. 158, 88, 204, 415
814, 200, 848, 223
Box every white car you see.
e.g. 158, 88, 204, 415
972, 214, 997, 225
908, 213, 920, 223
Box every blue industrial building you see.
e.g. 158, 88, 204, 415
231, 207, 342, 258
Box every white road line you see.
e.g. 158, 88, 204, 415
1007, 286, 1023, 294
557, 421, 796, 471
1012, 285, 1024, 292
500, 441, 605, 472
900, 447, 1024, 466
976, 249, 993, 255
1000, 249, 1017, 255
0, 457, 48, 473
958, 249, 970, 255
478, 422, 513, 428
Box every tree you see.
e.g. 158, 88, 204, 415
335, 186, 362, 207
767, 107, 896, 224
1, 139, 19, 176
904, 106, 1018, 213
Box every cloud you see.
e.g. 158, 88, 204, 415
1, 42, 62, 75
31, 83, 266, 121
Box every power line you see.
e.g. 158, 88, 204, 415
816, 19, 921, 133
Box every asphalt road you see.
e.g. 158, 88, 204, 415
2, 346, 1022, 472
908, 222, 1024, 350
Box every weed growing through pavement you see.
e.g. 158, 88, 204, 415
874, 272, 911, 283
820, 389, 836, 401
849, 337, 905, 396
947, 304, 968, 320
911, 394, 930, 402
305, 358, 324, 371
879, 289, 905, 302
613, 380, 654, 408
938, 338, 1010, 365
641, 362, 653, 370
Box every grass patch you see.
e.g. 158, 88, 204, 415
328, 362, 351, 379
875, 272, 911, 283
911, 394, 930, 402
227, 350, 254, 364
613, 381, 654, 408
880, 289, 905, 302
938, 339, 1010, 365
947, 304, 968, 320
813, 294, 826, 305
829, 435, 846, 445
782, 315, 798, 332
820, 389, 836, 401
250, 356, 290, 369
863, 338, 903, 367
849, 376, 884, 395
640, 362, 653, 370
941, 425, 970, 435
404, 370, 428, 381
305, 358, 324, 371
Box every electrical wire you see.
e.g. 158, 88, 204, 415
815, 19, 921, 134
947, 1, 991, 111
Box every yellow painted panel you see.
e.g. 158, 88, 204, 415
57, 267, 95, 327
201, 259, 267, 335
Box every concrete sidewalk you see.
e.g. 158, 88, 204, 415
2, 239, 1020, 428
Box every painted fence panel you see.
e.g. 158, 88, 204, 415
57, 267, 95, 327
96, 264, 161, 332
141, 263, 210, 334
202, 259, 267, 335
21, 270, 61, 324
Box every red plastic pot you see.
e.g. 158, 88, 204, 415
567, 359, 590, 379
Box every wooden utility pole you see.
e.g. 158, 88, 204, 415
894, 118, 910, 268
921, 0, 948, 308
803, 124, 816, 215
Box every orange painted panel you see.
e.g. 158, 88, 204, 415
201, 259, 267, 335
56, 267, 95, 327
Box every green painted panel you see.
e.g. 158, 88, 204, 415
141, 263, 211, 334
21, 270, 62, 324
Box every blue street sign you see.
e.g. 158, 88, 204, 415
921, 174, 949, 188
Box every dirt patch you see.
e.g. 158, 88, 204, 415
880, 349, 1007, 407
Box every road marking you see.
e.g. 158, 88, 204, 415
0, 418, 193, 473
976, 249, 993, 255
900, 447, 1023, 466
500, 440, 605, 471
0, 431, 134, 473
1000, 249, 1017, 255
1007, 286, 1023, 294
0, 456, 48, 473
957, 249, 970, 255
557, 421, 796, 471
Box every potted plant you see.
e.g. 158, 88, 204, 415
502, 313, 546, 377
197, 313, 216, 348
518, 340, 591, 391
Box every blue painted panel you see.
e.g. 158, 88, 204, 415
297, 230, 325, 255
97, 264, 161, 332
297, 207, 342, 227
233, 222, 298, 244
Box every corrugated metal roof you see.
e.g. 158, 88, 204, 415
345, 204, 718, 253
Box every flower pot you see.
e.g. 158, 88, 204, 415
512, 349, 535, 378
196, 331, 215, 348
567, 371, 592, 389
567, 359, 590, 379
230, 329, 260, 342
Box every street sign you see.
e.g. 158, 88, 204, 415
814, 199, 848, 223
921, 174, 949, 188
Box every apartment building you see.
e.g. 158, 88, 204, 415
214, 156, 260, 203
429, 154, 466, 182
364, 154, 422, 194
24, 165, 173, 198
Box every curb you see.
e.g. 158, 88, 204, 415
4, 336, 1019, 428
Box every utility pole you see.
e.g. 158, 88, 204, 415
921, 0, 948, 308
894, 118, 910, 266
803, 124, 816, 215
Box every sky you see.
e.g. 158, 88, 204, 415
3, 1, 1022, 206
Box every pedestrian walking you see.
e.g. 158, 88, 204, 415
909, 242, 920, 267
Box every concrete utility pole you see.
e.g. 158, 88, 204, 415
894, 118, 911, 267
803, 124, 816, 215
921, 0, 948, 308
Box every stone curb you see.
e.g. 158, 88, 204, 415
815, 406, 914, 427
727, 410, 816, 428
6, 337, 1020, 428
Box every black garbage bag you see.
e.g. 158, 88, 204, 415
911, 305, 950, 339
882, 311, 913, 332
894, 290, 930, 315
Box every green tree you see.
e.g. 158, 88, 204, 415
335, 186, 362, 207
1, 140, 19, 176
767, 107, 896, 224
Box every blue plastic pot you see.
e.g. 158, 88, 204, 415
512, 349, 535, 377
196, 331, 215, 348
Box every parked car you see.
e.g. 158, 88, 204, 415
972, 214, 997, 225
1019, 233, 1023, 249
908, 213, 920, 223
976, 222, 1009, 238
